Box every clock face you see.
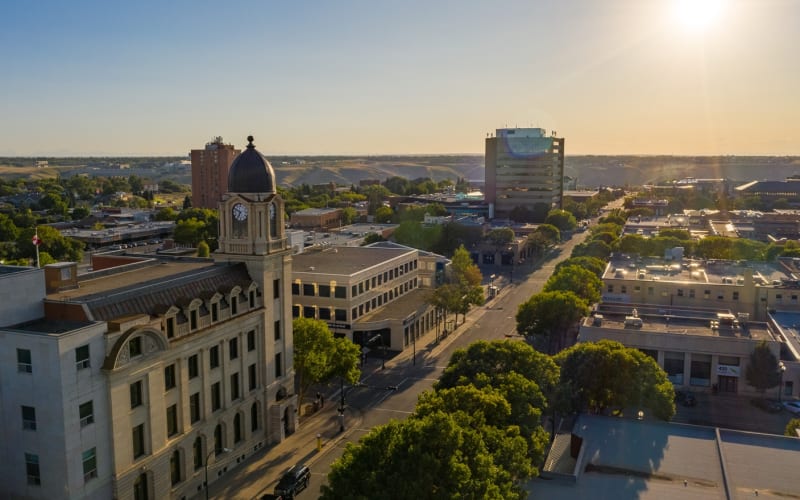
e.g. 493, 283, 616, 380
233, 203, 248, 221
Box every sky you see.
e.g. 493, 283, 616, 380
0, 0, 797, 156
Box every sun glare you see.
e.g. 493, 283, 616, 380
672, 0, 725, 33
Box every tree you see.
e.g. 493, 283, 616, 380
341, 206, 358, 225
745, 341, 781, 396
516, 291, 589, 353
292, 318, 361, 407
544, 209, 577, 232
555, 340, 675, 420
785, 419, 800, 437
543, 265, 602, 304
196, 241, 210, 257
534, 224, 560, 244
322, 411, 526, 500
16, 226, 83, 263
361, 232, 385, 245
571, 239, 612, 260
71, 206, 90, 220
554, 256, 606, 278
154, 207, 178, 221
486, 228, 514, 246
182, 195, 192, 209
375, 205, 393, 223
449, 245, 484, 322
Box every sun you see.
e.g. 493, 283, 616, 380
672, 0, 726, 33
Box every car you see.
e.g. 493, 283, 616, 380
274, 464, 310, 499
783, 401, 800, 415
751, 398, 784, 413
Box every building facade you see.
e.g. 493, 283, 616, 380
190, 137, 240, 209
290, 244, 445, 355
0, 136, 297, 500
485, 128, 565, 220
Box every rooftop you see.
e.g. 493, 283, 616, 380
586, 303, 774, 341
292, 247, 414, 277
603, 255, 789, 287
355, 288, 430, 323
527, 414, 800, 499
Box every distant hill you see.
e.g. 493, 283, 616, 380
2, 155, 799, 189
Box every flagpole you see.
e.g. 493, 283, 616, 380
34, 230, 40, 268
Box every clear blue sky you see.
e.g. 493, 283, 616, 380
1, 0, 797, 156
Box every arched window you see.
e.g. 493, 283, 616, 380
193, 437, 203, 470
251, 402, 259, 432
269, 203, 278, 238
214, 424, 223, 456
169, 449, 181, 485
234, 413, 242, 443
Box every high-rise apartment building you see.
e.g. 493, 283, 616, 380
484, 128, 565, 220
190, 137, 240, 209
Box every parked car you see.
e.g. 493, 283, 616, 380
751, 398, 784, 413
274, 464, 310, 499
782, 401, 800, 415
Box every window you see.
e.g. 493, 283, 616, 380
247, 330, 256, 351
371, 277, 377, 288
351, 285, 357, 297
22, 406, 36, 430
231, 295, 238, 315
303, 306, 315, 319
335, 309, 346, 322
210, 346, 220, 369
130, 381, 143, 409
82, 447, 97, 482
319, 308, 331, 320
129, 337, 142, 357
251, 402, 259, 432
211, 382, 221, 412
732, 291, 739, 301
234, 413, 243, 443
274, 320, 281, 341
677, 289, 684, 297
166, 404, 178, 437
303, 283, 315, 296
292, 305, 300, 318
319, 284, 331, 297
647, 287, 654, 296
704, 290, 711, 299
166, 317, 175, 339
352, 307, 358, 320
607, 285, 614, 293
664, 351, 685, 385
170, 450, 181, 485
273, 279, 281, 299
690, 353, 712, 387
132, 424, 145, 459
249, 290, 255, 308
212, 303, 219, 322
190, 392, 201, 423
193, 437, 203, 470
248, 363, 257, 391
335, 286, 346, 299
190, 309, 198, 330
275, 353, 283, 378
79, 401, 94, 427
26, 453, 40, 486
229, 338, 239, 360
214, 424, 224, 455
188, 354, 199, 379
75, 344, 90, 370
689, 289, 695, 298
164, 364, 176, 391
231, 373, 240, 401
291, 283, 300, 295
358, 282, 364, 294
17, 348, 32, 373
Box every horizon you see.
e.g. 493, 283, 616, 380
1, 1, 798, 157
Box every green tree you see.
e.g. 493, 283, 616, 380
785, 419, 800, 437
0, 213, 20, 241
16, 226, 83, 263
544, 209, 577, 231
543, 264, 602, 304
375, 205, 393, 223
183, 195, 192, 210
173, 218, 206, 247
196, 241, 210, 257
535, 224, 561, 244
450, 245, 484, 322
341, 206, 358, 225
516, 291, 589, 353
292, 318, 361, 407
361, 232, 385, 245
486, 227, 514, 246
71, 206, 90, 220
571, 239, 612, 259
745, 341, 781, 396
554, 256, 606, 278
154, 207, 178, 221
555, 340, 675, 420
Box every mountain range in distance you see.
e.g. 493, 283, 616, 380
2, 155, 799, 189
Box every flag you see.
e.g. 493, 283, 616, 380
32, 234, 42, 246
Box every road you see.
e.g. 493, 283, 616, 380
297, 227, 593, 498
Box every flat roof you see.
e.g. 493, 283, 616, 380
355, 289, 430, 323
604, 256, 789, 286
588, 304, 774, 341
292, 247, 414, 277
526, 415, 800, 499
0, 265, 36, 275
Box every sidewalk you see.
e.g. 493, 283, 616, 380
206, 284, 513, 499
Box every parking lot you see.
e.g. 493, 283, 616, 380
672, 391, 796, 435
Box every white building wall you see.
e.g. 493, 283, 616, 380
0, 267, 45, 327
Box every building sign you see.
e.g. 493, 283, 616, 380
327, 323, 350, 330
716, 364, 740, 377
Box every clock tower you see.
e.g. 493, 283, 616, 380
215, 135, 297, 440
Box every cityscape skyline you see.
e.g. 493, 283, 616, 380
1, 0, 798, 157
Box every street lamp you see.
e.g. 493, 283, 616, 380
205, 447, 231, 500
778, 361, 787, 403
